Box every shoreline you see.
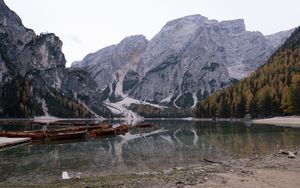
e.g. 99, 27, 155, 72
2, 149, 299, 188
0, 117, 299, 187
251, 116, 300, 127
0, 116, 300, 127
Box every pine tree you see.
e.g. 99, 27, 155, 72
195, 27, 300, 118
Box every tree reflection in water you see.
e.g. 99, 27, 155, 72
0, 120, 299, 185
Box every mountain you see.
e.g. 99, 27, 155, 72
195, 27, 300, 118
1, 0, 294, 119
0, 0, 110, 118
73, 15, 292, 109
72, 35, 148, 102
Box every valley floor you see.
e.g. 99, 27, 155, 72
3, 149, 300, 188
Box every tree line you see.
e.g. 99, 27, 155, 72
195, 27, 300, 118
1, 73, 43, 117
1, 73, 92, 118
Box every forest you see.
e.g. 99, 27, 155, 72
0, 73, 91, 118
195, 27, 300, 118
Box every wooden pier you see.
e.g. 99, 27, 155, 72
0, 137, 31, 150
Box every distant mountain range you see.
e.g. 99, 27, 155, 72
195, 27, 300, 118
73, 15, 292, 110
0, 0, 296, 119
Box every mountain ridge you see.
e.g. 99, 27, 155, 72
73, 14, 293, 110
0, 0, 296, 119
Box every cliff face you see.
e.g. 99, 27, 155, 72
74, 15, 292, 109
72, 35, 148, 98
0, 0, 110, 117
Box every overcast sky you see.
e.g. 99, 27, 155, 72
5, 0, 300, 67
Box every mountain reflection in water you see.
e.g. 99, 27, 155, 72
0, 120, 299, 185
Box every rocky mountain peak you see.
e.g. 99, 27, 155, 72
0, 0, 112, 118
76, 14, 293, 109
220, 19, 246, 34
72, 35, 148, 68
119, 35, 148, 48
114, 35, 148, 64
71, 35, 148, 93
0, 1, 36, 62
157, 14, 211, 45
164, 14, 209, 26
0, 0, 23, 28
162, 15, 245, 36
17, 33, 66, 72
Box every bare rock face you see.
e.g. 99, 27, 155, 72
63, 68, 112, 117
16, 33, 68, 91
74, 14, 292, 108
72, 35, 148, 93
129, 15, 291, 107
0, 0, 35, 62
0, 0, 109, 117
17, 33, 66, 72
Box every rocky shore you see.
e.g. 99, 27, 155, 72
2, 149, 299, 188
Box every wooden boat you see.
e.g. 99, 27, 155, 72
1, 129, 87, 141
0, 131, 45, 141
89, 128, 116, 137
0, 123, 130, 141
70, 124, 112, 131
22, 124, 112, 133
136, 123, 156, 128
88, 124, 130, 137
115, 124, 131, 135
45, 130, 87, 141
48, 122, 73, 126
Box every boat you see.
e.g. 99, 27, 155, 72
115, 124, 131, 135
24, 124, 112, 133
0, 124, 129, 141
0, 131, 45, 141
45, 130, 87, 141
70, 124, 112, 131
135, 123, 156, 128
89, 124, 130, 137
1, 129, 87, 141
89, 127, 116, 137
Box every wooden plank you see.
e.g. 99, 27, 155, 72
0, 137, 31, 149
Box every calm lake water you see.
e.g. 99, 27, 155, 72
0, 120, 300, 185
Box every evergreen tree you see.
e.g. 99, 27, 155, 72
195, 27, 300, 118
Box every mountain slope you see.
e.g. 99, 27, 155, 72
195, 27, 300, 118
72, 35, 148, 100
0, 0, 110, 118
73, 15, 292, 109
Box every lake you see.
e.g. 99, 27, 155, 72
0, 120, 300, 185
